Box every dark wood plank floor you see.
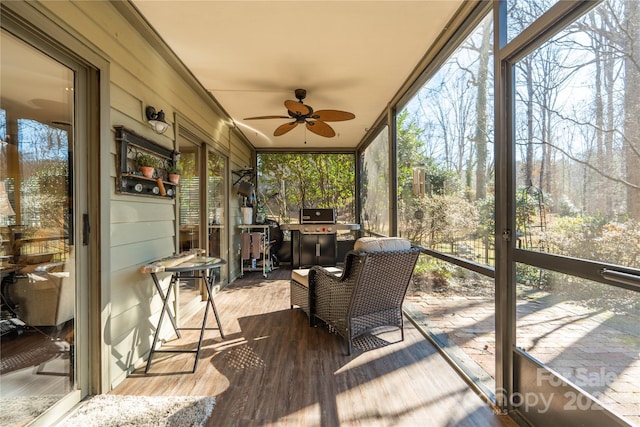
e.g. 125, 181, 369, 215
112, 268, 518, 426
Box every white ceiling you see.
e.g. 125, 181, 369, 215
132, 1, 462, 150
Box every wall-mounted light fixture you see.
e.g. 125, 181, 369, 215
145, 106, 170, 135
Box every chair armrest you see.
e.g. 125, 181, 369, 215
309, 266, 348, 294
309, 264, 358, 325
309, 265, 343, 281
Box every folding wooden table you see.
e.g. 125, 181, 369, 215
140, 253, 226, 373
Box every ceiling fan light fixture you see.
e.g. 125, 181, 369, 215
145, 105, 170, 134
244, 89, 355, 138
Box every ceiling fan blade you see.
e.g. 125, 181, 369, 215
306, 120, 336, 138
274, 121, 298, 136
243, 115, 290, 120
312, 110, 356, 122
284, 100, 311, 116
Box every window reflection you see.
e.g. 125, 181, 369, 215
360, 126, 389, 236
1, 29, 75, 425
178, 147, 200, 252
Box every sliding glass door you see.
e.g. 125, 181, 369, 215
178, 142, 201, 253
207, 149, 228, 285
0, 28, 81, 425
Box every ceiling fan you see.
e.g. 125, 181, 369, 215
243, 89, 355, 138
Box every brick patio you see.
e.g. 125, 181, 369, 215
406, 290, 640, 426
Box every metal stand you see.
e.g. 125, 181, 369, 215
238, 224, 271, 278
145, 257, 225, 373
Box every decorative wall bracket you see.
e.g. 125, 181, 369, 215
114, 126, 179, 198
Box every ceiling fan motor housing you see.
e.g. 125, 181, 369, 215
294, 88, 307, 101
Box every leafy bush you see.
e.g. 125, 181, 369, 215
476, 195, 495, 239
516, 263, 549, 288
410, 256, 453, 294
399, 194, 478, 248
547, 215, 640, 268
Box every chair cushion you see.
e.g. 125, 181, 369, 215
292, 266, 342, 287
354, 237, 411, 252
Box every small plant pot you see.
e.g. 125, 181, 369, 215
140, 166, 155, 179
169, 174, 180, 184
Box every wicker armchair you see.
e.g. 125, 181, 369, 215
309, 237, 422, 355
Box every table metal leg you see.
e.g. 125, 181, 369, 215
204, 268, 225, 339
146, 273, 181, 373
189, 268, 224, 372
146, 268, 225, 373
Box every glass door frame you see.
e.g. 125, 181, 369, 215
495, 1, 639, 425
206, 147, 229, 286
176, 137, 203, 254
0, 2, 104, 423
175, 114, 231, 289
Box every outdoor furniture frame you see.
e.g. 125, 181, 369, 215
309, 238, 422, 355
290, 277, 311, 318
290, 266, 343, 324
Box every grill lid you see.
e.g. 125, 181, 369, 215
300, 208, 336, 224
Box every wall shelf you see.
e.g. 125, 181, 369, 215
114, 126, 179, 198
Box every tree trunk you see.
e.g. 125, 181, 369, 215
624, 0, 640, 218
525, 58, 535, 187
594, 24, 606, 215
603, 41, 615, 215
474, 18, 491, 201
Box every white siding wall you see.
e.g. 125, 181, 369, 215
36, 1, 254, 388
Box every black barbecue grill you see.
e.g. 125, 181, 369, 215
281, 208, 360, 267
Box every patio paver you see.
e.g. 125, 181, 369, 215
406, 291, 640, 426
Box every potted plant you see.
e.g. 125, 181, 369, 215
167, 165, 181, 184
136, 153, 159, 178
